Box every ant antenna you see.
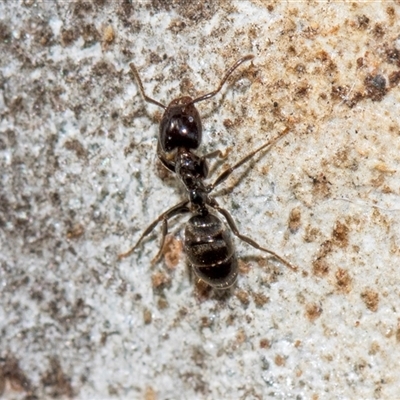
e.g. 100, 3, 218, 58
190, 54, 254, 105
129, 63, 167, 110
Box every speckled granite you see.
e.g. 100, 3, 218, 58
1, 1, 400, 399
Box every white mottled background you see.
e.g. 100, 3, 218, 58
1, 1, 400, 399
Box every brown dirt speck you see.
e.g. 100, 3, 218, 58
396, 320, 400, 343
364, 74, 387, 101
194, 279, 212, 300
356, 57, 364, 68
191, 346, 206, 368
386, 6, 396, 18
312, 240, 333, 277
294, 83, 311, 99
389, 70, 400, 87
157, 297, 169, 310
41, 358, 74, 398
332, 221, 349, 248
310, 172, 331, 199
64, 138, 87, 159
312, 258, 330, 277
82, 23, 100, 47
385, 47, 400, 65
357, 15, 370, 29
253, 292, 269, 307
335, 268, 352, 293
235, 329, 247, 346
103, 25, 115, 46
0, 357, 31, 395
236, 289, 250, 306
72, 1, 92, 17
223, 118, 234, 128
274, 354, 286, 367
151, 271, 171, 290
331, 85, 349, 101
259, 338, 270, 349
372, 23, 385, 38
152, 1, 218, 24
369, 341, 380, 355
61, 28, 78, 46
333, 148, 358, 170
303, 225, 320, 243
66, 223, 85, 239
288, 207, 301, 233
0, 21, 11, 42
305, 303, 323, 322
162, 235, 183, 269
143, 308, 152, 324
361, 288, 379, 312
200, 316, 213, 329
144, 386, 157, 400
168, 19, 187, 34
238, 260, 251, 275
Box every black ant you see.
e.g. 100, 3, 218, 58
118, 55, 297, 289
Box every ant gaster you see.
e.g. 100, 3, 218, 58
119, 55, 297, 289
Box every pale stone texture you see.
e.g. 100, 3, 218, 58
1, 2, 400, 399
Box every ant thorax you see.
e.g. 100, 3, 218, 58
174, 148, 209, 190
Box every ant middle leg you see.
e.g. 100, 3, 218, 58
210, 199, 297, 272
118, 200, 190, 262
207, 127, 291, 192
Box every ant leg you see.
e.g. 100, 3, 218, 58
210, 199, 297, 272
129, 63, 166, 110
202, 148, 232, 176
208, 128, 291, 191
157, 141, 176, 172
118, 200, 190, 261
150, 217, 169, 265
202, 147, 232, 160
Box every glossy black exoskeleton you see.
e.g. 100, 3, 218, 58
119, 55, 296, 289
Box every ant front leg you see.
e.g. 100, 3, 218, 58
118, 200, 190, 263
202, 147, 232, 160
157, 141, 176, 173
202, 148, 232, 176
210, 199, 298, 272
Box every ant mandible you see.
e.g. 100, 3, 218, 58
118, 55, 297, 289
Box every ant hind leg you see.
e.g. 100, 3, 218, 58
118, 200, 190, 262
211, 199, 297, 272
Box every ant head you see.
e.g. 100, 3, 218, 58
159, 96, 202, 153
130, 55, 254, 154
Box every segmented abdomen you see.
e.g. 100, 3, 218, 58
185, 213, 237, 289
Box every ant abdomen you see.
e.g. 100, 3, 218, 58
185, 213, 238, 289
